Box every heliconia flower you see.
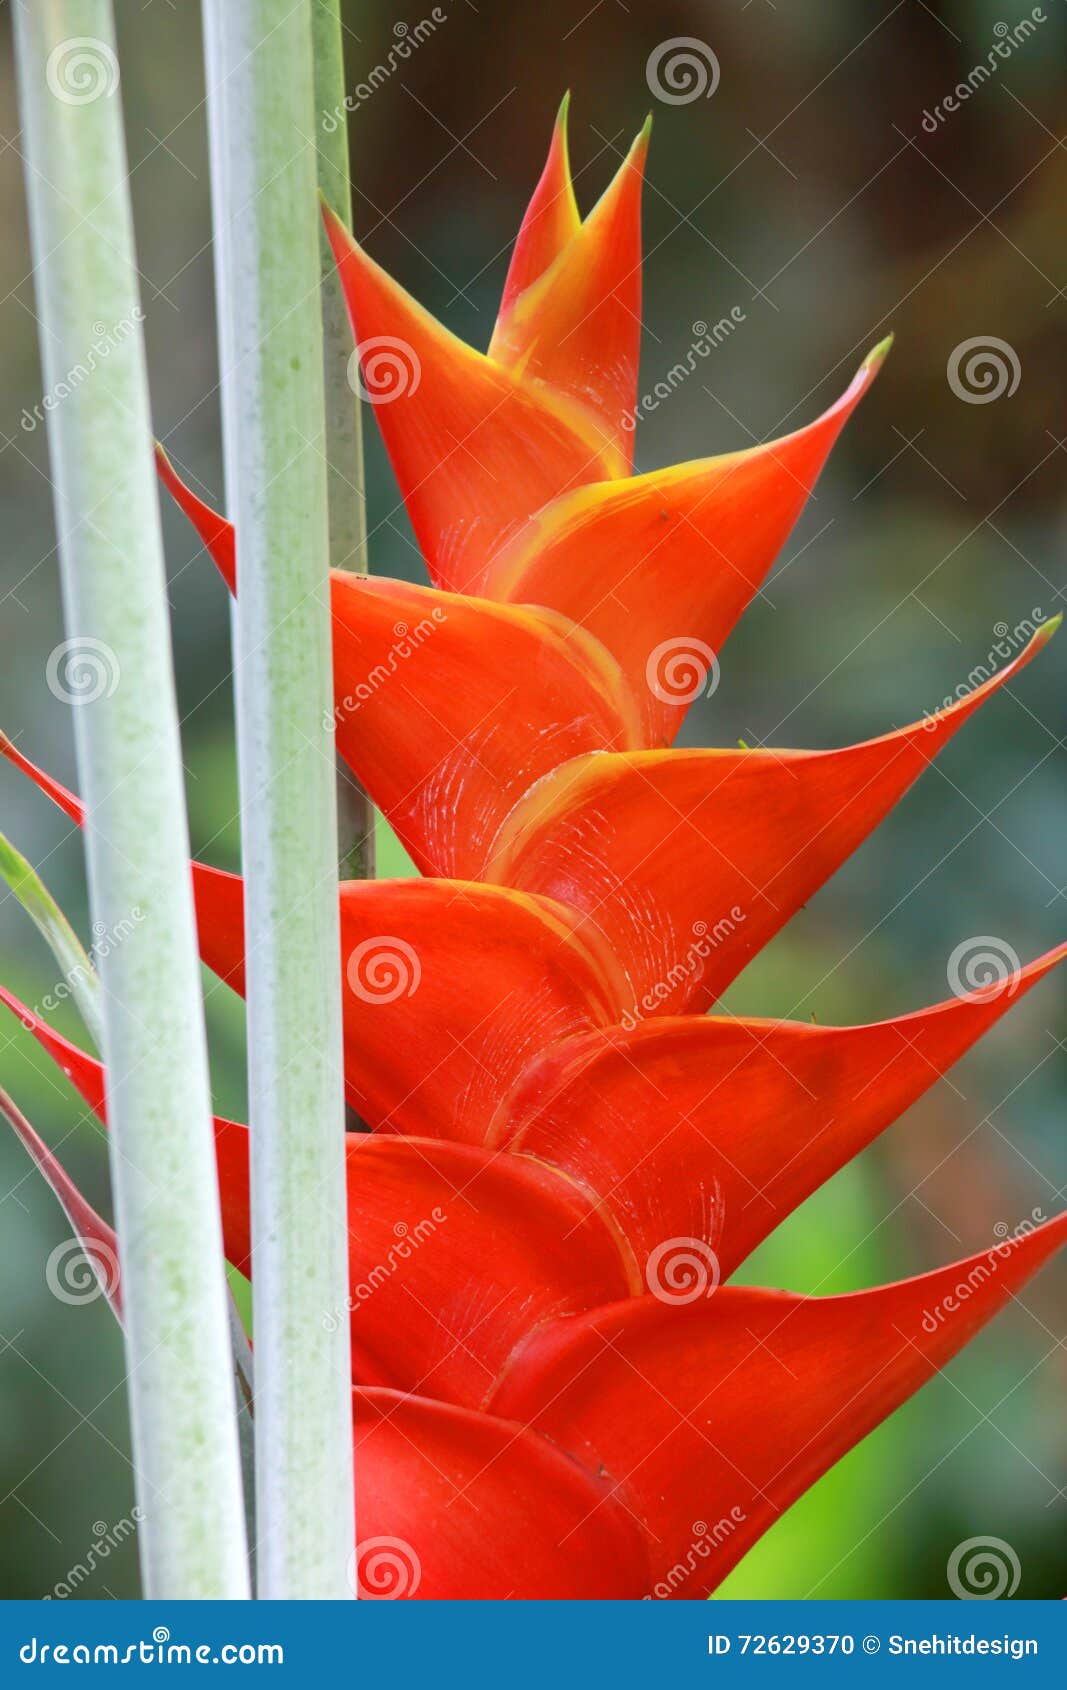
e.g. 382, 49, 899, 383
4, 104, 1065, 1599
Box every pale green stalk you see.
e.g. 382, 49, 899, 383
312, 0, 375, 882
12, 0, 249, 1598
313, 0, 367, 574
202, 0, 356, 1599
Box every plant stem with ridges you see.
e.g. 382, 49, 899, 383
202, 0, 356, 1599
12, 0, 249, 1599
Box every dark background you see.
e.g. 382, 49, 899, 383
1, 0, 1065, 1598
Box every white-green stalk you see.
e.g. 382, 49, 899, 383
312, 0, 375, 883
313, 0, 367, 576
202, 0, 356, 1598
12, 0, 249, 1598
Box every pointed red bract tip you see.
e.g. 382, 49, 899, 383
0, 1084, 121, 1322
497, 92, 580, 317
155, 444, 235, 593
0, 732, 84, 827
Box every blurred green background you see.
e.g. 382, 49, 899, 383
1, 0, 1065, 1599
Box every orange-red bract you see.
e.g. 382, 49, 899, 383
3, 104, 1065, 1600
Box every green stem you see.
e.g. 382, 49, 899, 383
12, 0, 249, 1598
203, 0, 356, 1599
313, 0, 367, 575
312, 0, 375, 883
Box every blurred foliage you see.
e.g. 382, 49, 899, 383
1, 0, 1064, 1600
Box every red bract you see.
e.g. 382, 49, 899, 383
4, 104, 1065, 1600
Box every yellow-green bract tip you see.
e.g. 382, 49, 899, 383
1040, 611, 1062, 640
556, 90, 571, 129
863, 332, 894, 371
